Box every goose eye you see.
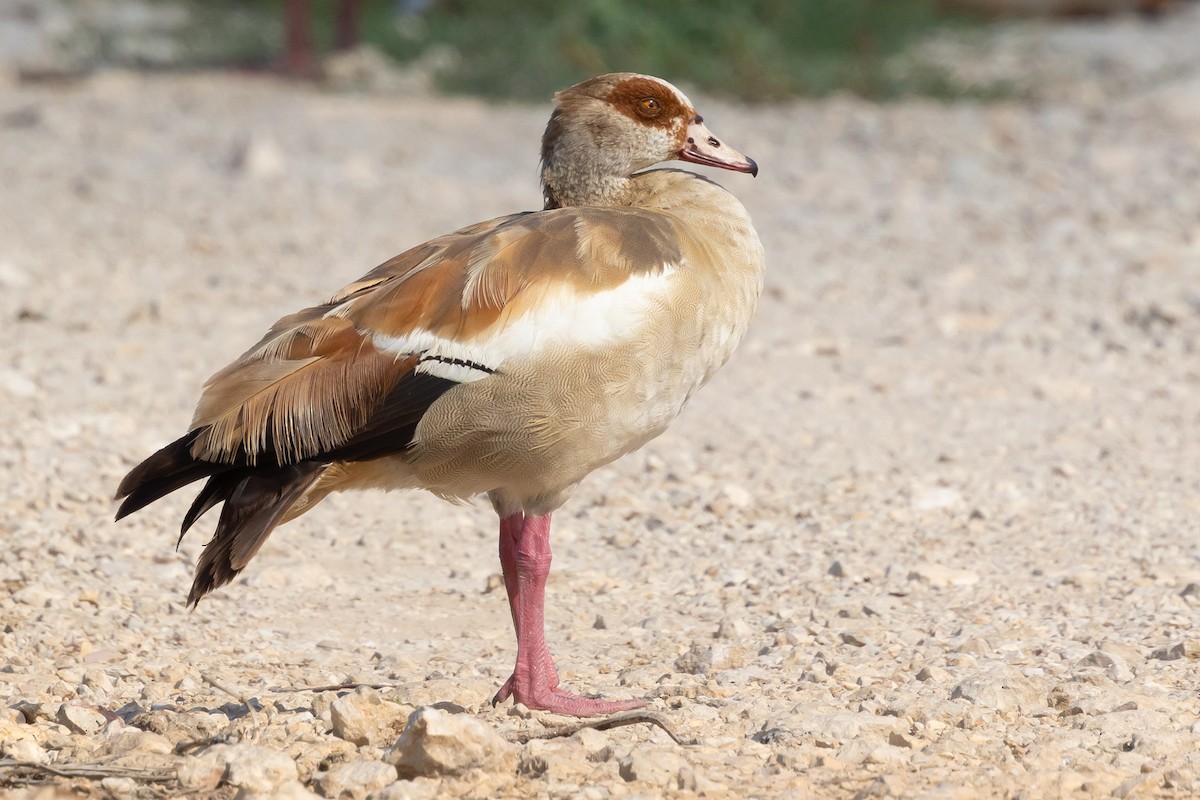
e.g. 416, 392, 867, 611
638, 97, 662, 117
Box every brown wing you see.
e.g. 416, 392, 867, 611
186, 205, 682, 468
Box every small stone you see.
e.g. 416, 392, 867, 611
915, 666, 948, 683
385, 707, 516, 778
231, 135, 287, 179
910, 487, 961, 511
0, 259, 29, 288
801, 710, 903, 748
3, 738, 48, 763
618, 744, 689, 786
573, 727, 612, 761
100, 728, 173, 757
331, 687, 411, 746
373, 779, 442, 800
908, 563, 979, 588
225, 744, 300, 793
834, 739, 876, 765
317, 760, 398, 800
674, 643, 747, 675
177, 751, 227, 793
1075, 650, 1133, 682
827, 561, 847, 578
269, 782, 323, 799
517, 751, 549, 779
100, 777, 138, 795
861, 596, 896, 617
1150, 643, 1185, 661
1104, 662, 1132, 681
1062, 570, 1103, 590
721, 484, 753, 508
715, 616, 751, 640
56, 703, 107, 734
950, 672, 1038, 712
865, 744, 909, 766
1076, 650, 1117, 669
955, 637, 991, 655
13, 701, 46, 722
507, 703, 532, 719
0, 369, 38, 398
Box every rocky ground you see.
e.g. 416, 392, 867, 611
3, 6, 1200, 799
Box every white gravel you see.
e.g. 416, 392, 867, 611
2, 8, 1200, 798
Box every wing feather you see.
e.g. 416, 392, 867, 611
186, 205, 686, 467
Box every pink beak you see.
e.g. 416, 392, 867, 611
677, 116, 758, 177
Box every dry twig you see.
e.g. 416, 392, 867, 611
268, 680, 404, 694
202, 672, 262, 743
506, 710, 697, 746
0, 757, 175, 784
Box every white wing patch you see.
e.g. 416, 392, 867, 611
415, 354, 495, 383
373, 267, 677, 381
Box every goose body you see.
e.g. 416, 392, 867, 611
117, 73, 764, 715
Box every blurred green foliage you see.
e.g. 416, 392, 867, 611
221, 0, 982, 101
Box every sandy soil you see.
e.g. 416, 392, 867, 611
2, 11, 1200, 799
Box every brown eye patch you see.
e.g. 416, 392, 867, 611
605, 77, 688, 130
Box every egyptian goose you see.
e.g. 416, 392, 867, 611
116, 73, 764, 716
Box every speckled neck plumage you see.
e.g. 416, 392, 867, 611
540, 107, 638, 209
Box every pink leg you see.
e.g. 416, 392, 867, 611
493, 512, 544, 703
498, 512, 523, 632
491, 512, 645, 716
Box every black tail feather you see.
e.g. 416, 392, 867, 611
186, 462, 326, 607
115, 427, 326, 606
115, 370, 460, 605
114, 431, 234, 521
178, 472, 241, 547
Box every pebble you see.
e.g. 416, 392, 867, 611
907, 563, 980, 588
372, 778, 443, 800
385, 707, 516, 778
915, 665, 950, 683
317, 759, 399, 799
2, 738, 48, 763
674, 643, 748, 675
1075, 650, 1134, 682
177, 750, 228, 793
617, 745, 691, 787
910, 487, 962, 511
573, 727, 613, 761
950, 671, 1039, 712
0, 368, 38, 398
99, 727, 173, 757
1150, 640, 1200, 661
100, 776, 138, 795
225, 744, 303, 793
231, 135, 287, 179
0, 259, 29, 288
55, 703, 107, 735
715, 615, 752, 640
330, 687, 412, 746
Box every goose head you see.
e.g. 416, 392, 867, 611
540, 73, 758, 209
